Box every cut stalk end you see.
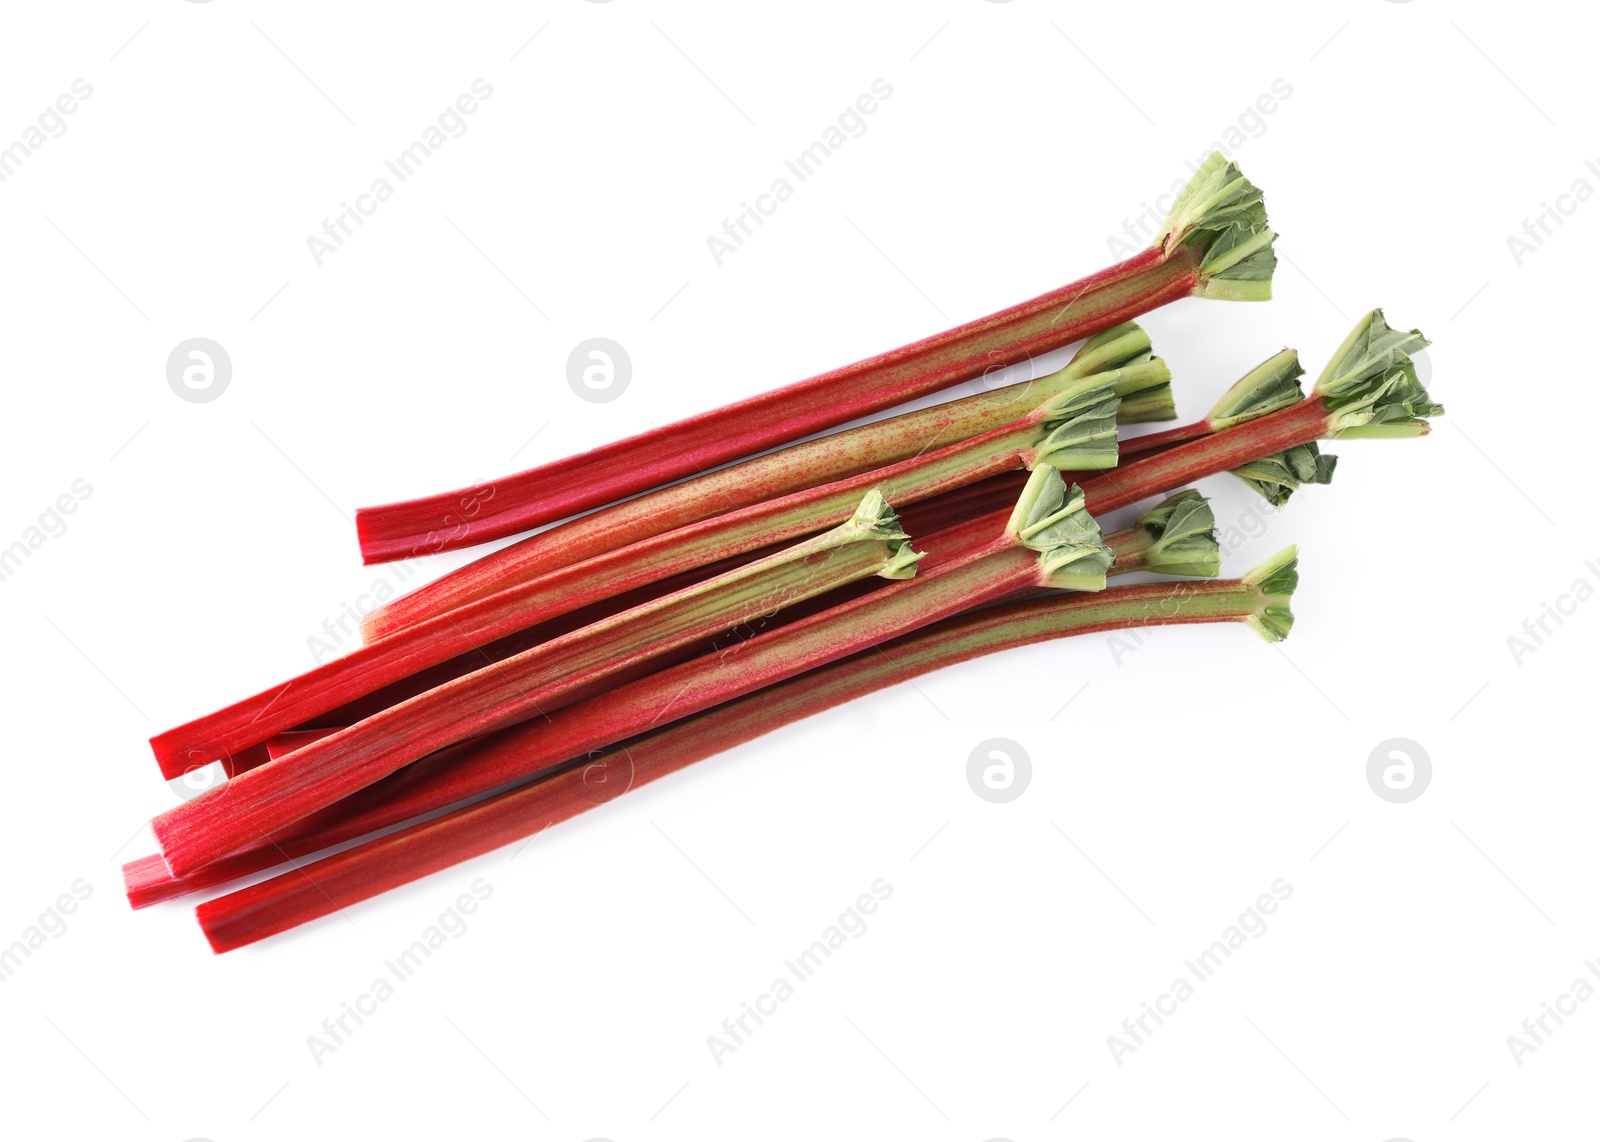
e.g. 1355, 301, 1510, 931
1159, 153, 1277, 302
1123, 490, 1221, 578
1063, 321, 1154, 378
1118, 383, 1177, 424
824, 488, 924, 580
1231, 443, 1337, 507
1031, 381, 1122, 471
1006, 469, 1113, 591
1314, 309, 1443, 435
1208, 348, 1305, 431
1241, 545, 1299, 641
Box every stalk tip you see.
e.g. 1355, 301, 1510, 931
1031, 382, 1122, 471
842, 488, 922, 579
1159, 153, 1277, 302
1128, 489, 1221, 577
1007, 468, 1114, 591
1208, 348, 1305, 430
1065, 321, 1154, 377
1231, 442, 1337, 507
1241, 545, 1298, 641
1314, 309, 1443, 435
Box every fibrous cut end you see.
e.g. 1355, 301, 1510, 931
1314, 309, 1442, 435
1159, 152, 1277, 302
1241, 545, 1299, 641
1064, 321, 1154, 378
1208, 348, 1305, 431
1129, 490, 1221, 578
1006, 469, 1114, 591
839, 488, 923, 579
1031, 381, 1122, 471
1231, 443, 1337, 507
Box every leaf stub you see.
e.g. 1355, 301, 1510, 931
1006, 469, 1113, 591
1314, 309, 1443, 434
1064, 321, 1154, 378
1159, 152, 1278, 302
1127, 489, 1221, 578
1032, 383, 1122, 472
1231, 443, 1338, 507
1242, 545, 1299, 642
836, 489, 922, 580
1208, 348, 1306, 430
1119, 383, 1176, 424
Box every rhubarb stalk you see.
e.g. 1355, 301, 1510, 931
354, 153, 1276, 562
363, 323, 1167, 640
194, 548, 1297, 951
903, 309, 1438, 525
149, 362, 1143, 779
150, 491, 923, 875
126, 491, 1218, 908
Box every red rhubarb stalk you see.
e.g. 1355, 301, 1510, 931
363, 323, 1167, 640
1118, 347, 1305, 459
149, 365, 1140, 778
126, 490, 1219, 908
354, 154, 1277, 563
194, 549, 1298, 951
154, 471, 1114, 879
151, 492, 924, 875
905, 310, 1440, 524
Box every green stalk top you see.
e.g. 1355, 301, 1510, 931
1207, 348, 1305, 430
1313, 309, 1443, 436
1061, 321, 1155, 379
1158, 153, 1278, 302
1232, 443, 1338, 507
1125, 490, 1221, 577
1029, 380, 1122, 471
1241, 546, 1299, 642
1005, 468, 1114, 591
831, 488, 923, 579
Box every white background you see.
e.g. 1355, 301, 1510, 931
0, 1, 1593, 1138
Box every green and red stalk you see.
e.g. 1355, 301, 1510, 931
150, 536, 797, 780
149, 491, 925, 875
149, 365, 1140, 779
354, 154, 1276, 564
1118, 347, 1307, 459
1084, 309, 1437, 512
194, 548, 1296, 951
904, 309, 1439, 524
363, 324, 1168, 641
125, 491, 1219, 909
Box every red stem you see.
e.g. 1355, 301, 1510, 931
1080, 397, 1331, 514
354, 246, 1202, 563
898, 397, 1335, 528
194, 577, 1258, 951
1116, 417, 1213, 459
148, 534, 1041, 882
123, 503, 1088, 910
